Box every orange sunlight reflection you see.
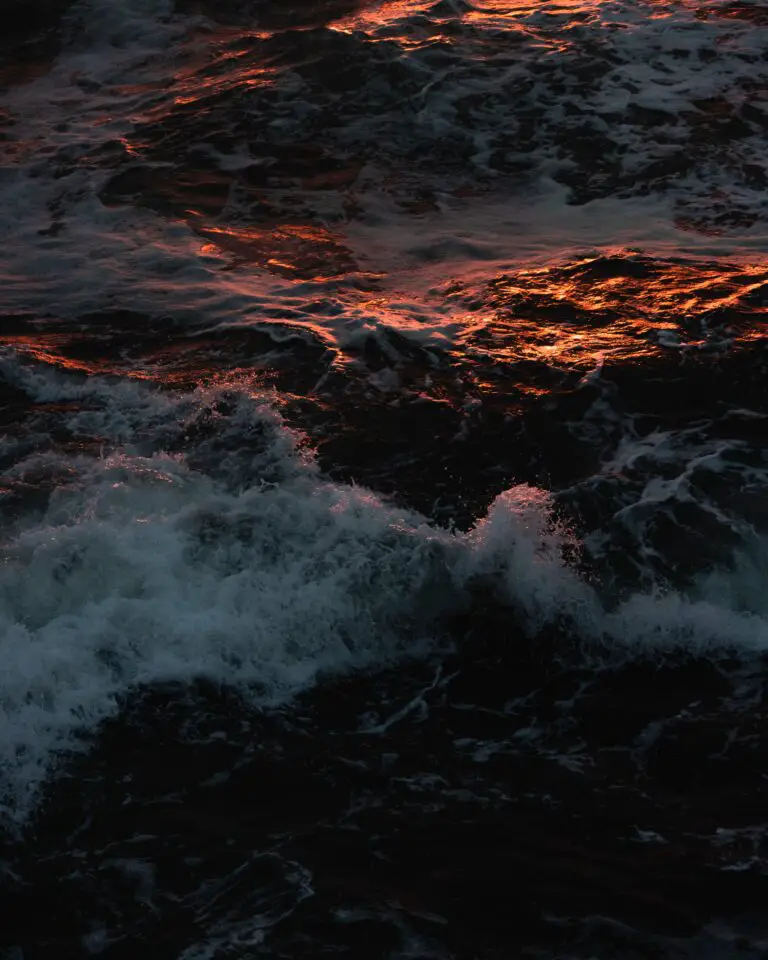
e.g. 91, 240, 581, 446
1, 335, 155, 380
9, 0, 764, 406
193, 221, 364, 280
457, 256, 768, 380
334, 0, 616, 39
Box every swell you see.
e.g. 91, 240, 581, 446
2, 2, 768, 956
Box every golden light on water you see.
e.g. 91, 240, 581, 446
452, 256, 768, 380
194, 222, 360, 279
2, 0, 766, 400
5, 252, 764, 397
334, 0, 607, 32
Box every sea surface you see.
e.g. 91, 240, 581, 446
2, 0, 768, 956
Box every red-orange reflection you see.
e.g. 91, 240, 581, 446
110, 27, 277, 135
697, 1, 768, 24
194, 221, 362, 279
1, 335, 106, 376
0, 334, 156, 379
455, 256, 768, 382
334, 0, 427, 30
334, 0, 607, 46
0, 331, 276, 388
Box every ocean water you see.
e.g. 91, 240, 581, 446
1, 0, 768, 956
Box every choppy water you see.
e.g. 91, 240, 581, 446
2, 1, 768, 957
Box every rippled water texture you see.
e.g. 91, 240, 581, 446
2, 1, 768, 958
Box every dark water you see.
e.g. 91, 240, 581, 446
2, 1, 768, 957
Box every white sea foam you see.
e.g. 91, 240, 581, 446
1, 365, 767, 822
2, 0, 768, 824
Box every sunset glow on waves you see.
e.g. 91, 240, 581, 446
2, 2, 768, 957
1, 0, 767, 527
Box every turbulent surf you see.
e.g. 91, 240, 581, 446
1, 0, 768, 957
